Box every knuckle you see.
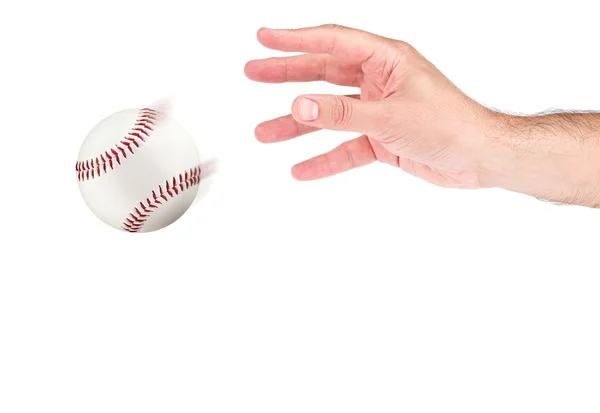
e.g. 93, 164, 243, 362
339, 142, 356, 169
394, 39, 414, 54
322, 23, 346, 32
282, 60, 291, 82
322, 152, 334, 175
331, 97, 353, 126
391, 40, 417, 62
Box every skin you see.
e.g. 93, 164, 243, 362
244, 24, 600, 208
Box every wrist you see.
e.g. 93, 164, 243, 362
477, 111, 600, 207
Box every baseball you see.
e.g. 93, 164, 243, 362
76, 107, 202, 233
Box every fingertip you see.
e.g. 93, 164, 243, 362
256, 27, 273, 42
244, 59, 272, 82
254, 123, 266, 140
292, 95, 321, 124
291, 161, 322, 181
291, 164, 307, 180
258, 27, 280, 34
243, 61, 252, 77
256, 27, 288, 47
243, 60, 257, 79
292, 94, 321, 107
254, 123, 272, 143
290, 95, 306, 118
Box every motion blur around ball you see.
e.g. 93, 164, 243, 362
76, 108, 202, 233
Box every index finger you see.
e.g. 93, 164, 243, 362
256, 24, 388, 63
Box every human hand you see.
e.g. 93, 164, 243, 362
244, 24, 502, 188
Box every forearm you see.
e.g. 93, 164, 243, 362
480, 111, 600, 207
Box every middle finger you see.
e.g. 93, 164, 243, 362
244, 54, 362, 87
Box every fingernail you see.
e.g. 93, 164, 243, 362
297, 98, 319, 121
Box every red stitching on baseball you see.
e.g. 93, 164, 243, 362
76, 108, 158, 182
121, 166, 202, 233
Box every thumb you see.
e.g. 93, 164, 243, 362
291, 94, 384, 134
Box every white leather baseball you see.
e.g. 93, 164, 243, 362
76, 108, 202, 233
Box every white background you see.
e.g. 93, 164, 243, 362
1, 1, 600, 412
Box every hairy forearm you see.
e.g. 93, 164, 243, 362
481, 111, 600, 207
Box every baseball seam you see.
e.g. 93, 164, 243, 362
76, 108, 158, 181
121, 166, 202, 233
